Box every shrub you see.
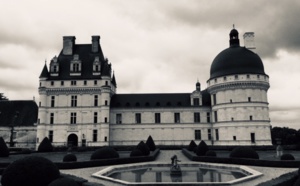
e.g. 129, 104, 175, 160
281, 154, 295, 160
195, 141, 209, 156
90, 147, 119, 160
187, 140, 197, 151
136, 141, 150, 156
130, 149, 144, 157
1, 156, 60, 186
230, 146, 259, 160
0, 137, 9, 157
205, 150, 217, 157
48, 177, 79, 186
146, 135, 156, 151
63, 154, 77, 162
38, 137, 53, 152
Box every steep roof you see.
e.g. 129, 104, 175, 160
41, 43, 112, 80
110, 89, 211, 108
39, 63, 49, 78
0, 100, 38, 126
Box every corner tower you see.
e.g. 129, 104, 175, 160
207, 27, 272, 146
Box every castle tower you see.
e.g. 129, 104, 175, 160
207, 27, 272, 145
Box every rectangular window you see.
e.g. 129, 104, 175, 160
135, 113, 141, 124
70, 112, 76, 124
215, 129, 219, 141
207, 112, 210, 123
193, 98, 199, 106
12, 131, 17, 140
251, 133, 255, 143
84, 80, 87, 85
247, 74, 250, 79
94, 95, 98, 106
94, 80, 97, 85
233, 136, 237, 141
61, 81, 64, 86
71, 95, 77, 107
51, 81, 54, 86
248, 97, 251, 102
93, 130, 97, 142
174, 113, 180, 123
208, 129, 212, 140
214, 111, 218, 122
224, 76, 227, 81
195, 130, 201, 140
49, 130, 53, 142
155, 113, 161, 123
213, 94, 217, 105
71, 80, 76, 86
116, 114, 122, 124
250, 115, 253, 121
94, 112, 98, 124
194, 112, 200, 123
235, 75, 238, 79
51, 96, 55, 107
50, 113, 54, 124
105, 100, 108, 106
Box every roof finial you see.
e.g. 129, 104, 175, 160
233, 24, 235, 29
45, 59, 47, 64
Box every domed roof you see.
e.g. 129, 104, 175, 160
209, 28, 267, 79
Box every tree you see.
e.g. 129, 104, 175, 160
0, 93, 8, 100
0, 137, 9, 157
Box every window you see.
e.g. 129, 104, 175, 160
195, 130, 201, 140
251, 133, 255, 143
233, 136, 237, 141
50, 113, 54, 124
174, 113, 180, 123
116, 114, 122, 124
94, 112, 98, 123
104, 117, 108, 123
105, 81, 108, 86
248, 97, 251, 102
207, 112, 210, 123
12, 131, 17, 140
214, 79, 217, 83
235, 75, 238, 79
214, 111, 218, 122
193, 98, 199, 106
230, 99, 233, 103
72, 63, 80, 72
105, 100, 108, 106
70, 112, 76, 124
71, 80, 76, 86
224, 76, 227, 81
257, 75, 260, 79
51, 81, 54, 86
84, 80, 87, 85
231, 117, 234, 121
250, 115, 253, 121
51, 96, 55, 107
94, 80, 97, 85
215, 129, 219, 141
93, 130, 97, 142
194, 112, 200, 123
213, 94, 217, 105
208, 129, 212, 140
49, 131, 53, 142
94, 95, 98, 106
61, 81, 64, 86
155, 113, 161, 123
247, 74, 250, 79
135, 113, 141, 123
71, 95, 77, 107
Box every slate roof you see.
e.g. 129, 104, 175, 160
0, 101, 38, 126
110, 89, 211, 108
42, 44, 112, 80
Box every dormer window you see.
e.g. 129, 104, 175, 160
93, 56, 101, 75
50, 56, 59, 76
70, 54, 82, 76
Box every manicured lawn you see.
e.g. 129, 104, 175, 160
0, 151, 131, 163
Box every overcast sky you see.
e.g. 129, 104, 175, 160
0, 0, 299, 129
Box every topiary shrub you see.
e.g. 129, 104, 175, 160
130, 149, 144, 157
48, 177, 79, 186
205, 150, 217, 157
146, 135, 156, 151
90, 146, 119, 160
63, 153, 77, 162
0, 137, 9, 157
38, 137, 53, 152
230, 146, 259, 160
136, 141, 150, 156
281, 154, 295, 160
1, 156, 60, 186
195, 141, 209, 156
187, 140, 197, 151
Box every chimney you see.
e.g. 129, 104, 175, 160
92, 35, 100, 53
63, 36, 76, 55
243, 32, 256, 50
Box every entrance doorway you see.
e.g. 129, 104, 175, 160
67, 134, 78, 147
